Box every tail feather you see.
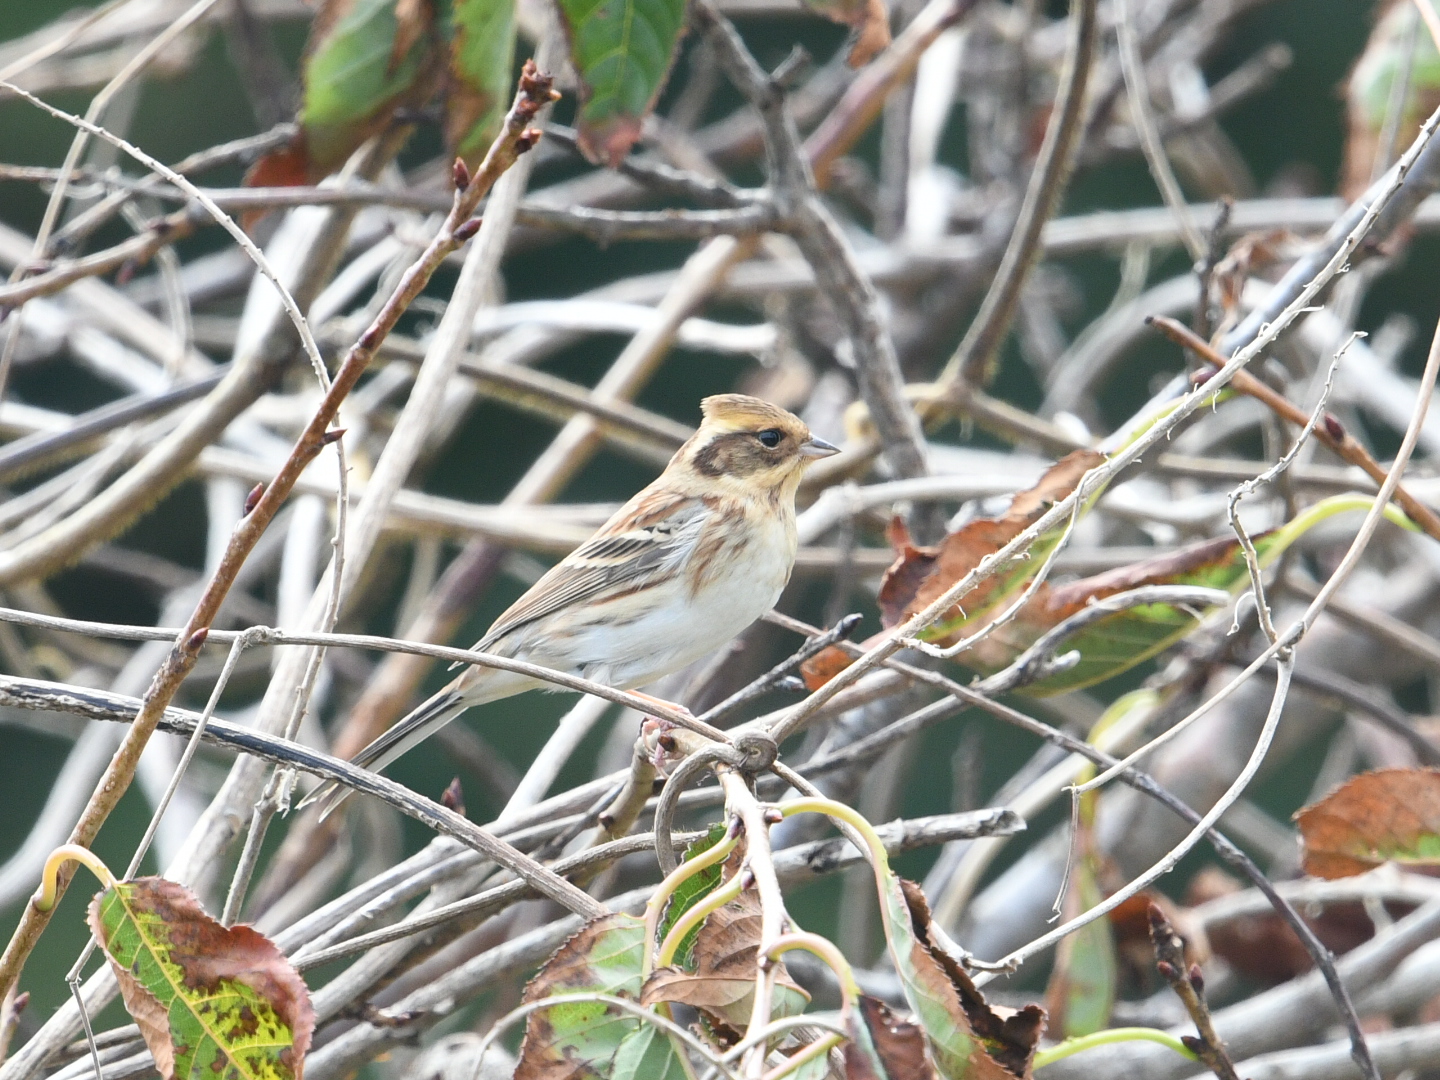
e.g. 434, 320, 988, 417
301, 689, 470, 820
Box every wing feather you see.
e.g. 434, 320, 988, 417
478, 489, 711, 650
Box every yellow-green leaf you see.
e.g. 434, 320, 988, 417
516, 913, 648, 1078
444, 0, 518, 165
88, 877, 314, 1080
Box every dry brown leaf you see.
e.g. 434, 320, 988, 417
640, 891, 808, 1029
843, 994, 939, 1080
894, 880, 1045, 1079
1296, 767, 1440, 878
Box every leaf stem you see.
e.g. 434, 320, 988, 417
643, 821, 740, 976
760, 1033, 844, 1080
33, 847, 115, 913
656, 875, 745, 970
777, 797, 891, 874
1033, 1027, 1200, 1069
769, 931, 859, 1002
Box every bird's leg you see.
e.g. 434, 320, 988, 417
628, 690, 696, 722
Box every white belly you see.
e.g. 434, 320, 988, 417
529, 514, 793, 690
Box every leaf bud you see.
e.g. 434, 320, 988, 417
243, 482, 266, 516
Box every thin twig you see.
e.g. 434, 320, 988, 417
933, 0, 1099, 389
0, 63, 561, 1000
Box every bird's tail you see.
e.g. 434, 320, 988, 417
300, 688, 470, 821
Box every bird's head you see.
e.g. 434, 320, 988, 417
670, 394, 840, 500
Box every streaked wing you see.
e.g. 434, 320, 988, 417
478, 489, 711, 649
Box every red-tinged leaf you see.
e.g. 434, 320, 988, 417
1296, 768, 1440, 879
446, 0, 518, 166
843, 994, 940, 1080
801, 451, 1105, 691
245, 0, 445, 189
876, 450, 1105, 641
956, 532, 1263, 695
555, 0, 688, 164
87, 877, 314, 1080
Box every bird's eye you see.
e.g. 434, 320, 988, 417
756, 429, 783, 449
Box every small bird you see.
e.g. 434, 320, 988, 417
310, 394, 838, 816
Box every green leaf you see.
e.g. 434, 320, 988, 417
1042, 860, 1115, 1038
610, 1024, 689, 1080
87, 878, 314, 1080
555, 0, 688, 164
659, 822, 729, 970
443, 0, 518, 165
300, 0, 442, 175
516, 913, 647, 1078
876, 876, 1042, 1079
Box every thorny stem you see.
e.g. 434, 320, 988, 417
0, 63, 560, 999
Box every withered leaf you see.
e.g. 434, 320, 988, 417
842, 994, 939, 1080
1296, 767, 1440, 878
878, 450, 1106, 638
641, 891, 809, 1030
881, 878, 1044, 1080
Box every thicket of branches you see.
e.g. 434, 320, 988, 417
2, 0, 1440, 1078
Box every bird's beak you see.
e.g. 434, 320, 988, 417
800, 435, 841, 459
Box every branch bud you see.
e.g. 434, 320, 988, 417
453, 217, 482, 243
243, 482, 266, 516
1188, 963, 1205, 994
441, 777, 466, 816
186, 627, 209, 651
452, 157, 470, 190
1323, 413, 1346, 442
321, 427, 347, 446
